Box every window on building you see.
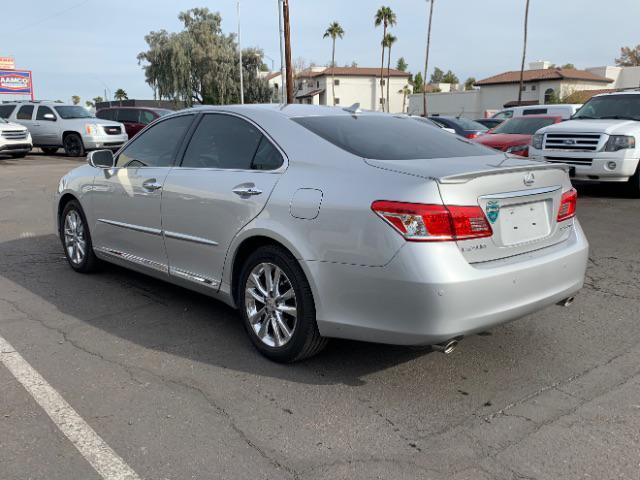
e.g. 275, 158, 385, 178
544, 88, 555, 104
274, 83, 279, 90
317, 81, 320, 88
521, 85, 526, 91
334, 98, 340, 105
381, 79, 386, 86
379, 98, 384, 105
532, 85, 537, 91
334, 79, 340, 86
298, 81, 303, 89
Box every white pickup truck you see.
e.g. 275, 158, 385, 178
529, 91, 640, 194
0, 117, 32, 158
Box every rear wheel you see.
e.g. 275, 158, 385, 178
60, 200, 99, 273
628, 164, 640, 197
238, 245, 328, 362
41, 147, 59, 155
10, 152, 27, 158
63, 133, 85, 157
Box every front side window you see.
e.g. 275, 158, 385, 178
293, 115, 495, 160
491, 117, 557, 135
573, 94, 640, 121
54, 106, 93, 119
116, 114, 194, 168
493, 110, 513, 120
0, 105, 16, 118
17, 105, 34, 120
181, 114, 282, 170
140, 110, 156, 124
36, 106, 55, 121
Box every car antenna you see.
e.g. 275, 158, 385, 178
343, 103, 361, 114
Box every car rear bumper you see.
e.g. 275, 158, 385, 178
83, 133, 128, 150
306, 220, 589, 345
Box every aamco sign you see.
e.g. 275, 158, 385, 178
0, 70, 34, 99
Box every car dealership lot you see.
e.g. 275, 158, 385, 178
1, 153, 639, 479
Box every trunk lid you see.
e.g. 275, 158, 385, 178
365, 155, 573, 263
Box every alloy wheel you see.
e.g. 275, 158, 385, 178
64, 136, 82, 156
63, 210, 86, 264
245, 262, 297, 348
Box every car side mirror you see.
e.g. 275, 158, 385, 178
88, 149, 115, 168
43, 113, 56, 121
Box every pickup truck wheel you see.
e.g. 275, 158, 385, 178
63, 133, 85, 157
41, 147, 59, 155
239, 245, 328, 362
628, 165, 640, 197
10, 152, 27, 159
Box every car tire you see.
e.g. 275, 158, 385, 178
10, 152, 27, 158
60, 200, 99, 273
63, 133, 85, 157
238, 245, 328, 362
41, 147, 59, 155
628, 164, 640, 197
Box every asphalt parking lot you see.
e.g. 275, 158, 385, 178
1, 152, 639, 480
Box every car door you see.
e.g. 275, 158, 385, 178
91, 113, 195, 272
32, 106, 60, 145
13, 105, 35, 135
161, 112, 285, 289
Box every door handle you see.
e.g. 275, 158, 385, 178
232, 185, 263, 197
142, 179, 162, 191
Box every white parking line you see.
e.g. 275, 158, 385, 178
0, 334, 142, 480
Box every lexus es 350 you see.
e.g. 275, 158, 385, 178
54, 105, 589, 362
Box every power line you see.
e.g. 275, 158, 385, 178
5, 0, 91, 36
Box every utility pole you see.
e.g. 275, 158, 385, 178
422, 0, 435, 117
283, 0, 294, 104
237, 0, 244, 104
278, 0, 286, 103
517, 0, 530, 106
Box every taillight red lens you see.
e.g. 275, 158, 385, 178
371, 201, 492, 242
465, 132, 479, 139
557, 188, 577, 222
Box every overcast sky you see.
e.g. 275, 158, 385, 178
2, 0, 639, 104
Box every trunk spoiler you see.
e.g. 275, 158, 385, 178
437, 162, 570, 184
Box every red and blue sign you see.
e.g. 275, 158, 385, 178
0, 69, 33, 98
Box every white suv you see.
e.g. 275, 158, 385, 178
529, 91, 640, 194
0, 116, 32, 158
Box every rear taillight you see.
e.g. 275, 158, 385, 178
557, 188, 577, 222
371, 201, 493, 242
465, 132, 480, 139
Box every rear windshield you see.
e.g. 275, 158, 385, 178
292, 115, 495, 160
447, 117, 488, 131
491, 117, 557, 135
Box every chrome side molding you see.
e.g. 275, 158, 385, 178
97, 219, 162, 236
164, 230, 219, 246
94, 246, 168, 273
169, 267, 219, 289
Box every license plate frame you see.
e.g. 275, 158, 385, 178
499, 200, 551, 246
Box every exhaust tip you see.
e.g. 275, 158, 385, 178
432, 339, 459, 355
558, 296, 575, 307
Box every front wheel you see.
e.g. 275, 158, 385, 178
10, 152, 27, 158
63, 133, 85, 157
239, 245, 328, 362
60, 200, 99, 273
628, 164, 640, 197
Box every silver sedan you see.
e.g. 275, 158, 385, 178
54, 105, 589, 362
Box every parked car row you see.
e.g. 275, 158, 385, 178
0, 102, 174, 158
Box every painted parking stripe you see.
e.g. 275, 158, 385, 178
0, 334, 142, 480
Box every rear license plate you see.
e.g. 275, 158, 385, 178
499, 201, 550, 245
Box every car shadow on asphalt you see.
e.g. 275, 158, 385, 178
0, 234, 433, 386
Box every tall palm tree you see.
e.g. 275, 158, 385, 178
375, 6, 397, 112
422, 0, 435, 117
517, 0, 531, 105
398, 84, 412, 113
383, 33, 397, 112
323, 21, 345, 106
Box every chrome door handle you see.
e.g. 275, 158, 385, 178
232, 186, 263, 197
142, 179, 162, 191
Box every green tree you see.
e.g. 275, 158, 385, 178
442, 70, 459, 84
412, 71, 424, 94
375, 6, 397, 111
114, 89, 128, 101
137, 8, 271, 106
396, 57, 408, 72
71, 95, 80, 105
85, 100, 94, 108
561, 63, 575, 69
464, 77, 476, 90
323, 21, 345, 106
92, 96, 104, 106
430, 67, 444, 83
615, 45, 640, 67
383, 33, 397, 112
398, 84, 412, 113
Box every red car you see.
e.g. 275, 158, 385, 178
473, 115, 562, 157
96, 107, 172, 138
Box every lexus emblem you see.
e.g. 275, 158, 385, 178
523, 172, 535, 186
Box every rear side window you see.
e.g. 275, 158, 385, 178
523, 108, 547, 115
116, 114, 194, 168
181, 114, 282, 170
96, 109, 115, 120
0, 105, 16, 118
17, 105, 34, 120
117, 109, 140, 123
293, 115, 495, 160
492, 117, 557, 135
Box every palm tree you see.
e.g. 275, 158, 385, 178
323, 21, 345, 106
383, 33, 397, 112
422, 0, 435, 117
375, 6, 397, 112
517, 0, 531, 105
114, 88, 128, 102
398, 84, 412, 113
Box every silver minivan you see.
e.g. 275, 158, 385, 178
1, 101, 128, 156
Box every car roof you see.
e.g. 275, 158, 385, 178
593, 90, 640, 98
178, 103, 390, 119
